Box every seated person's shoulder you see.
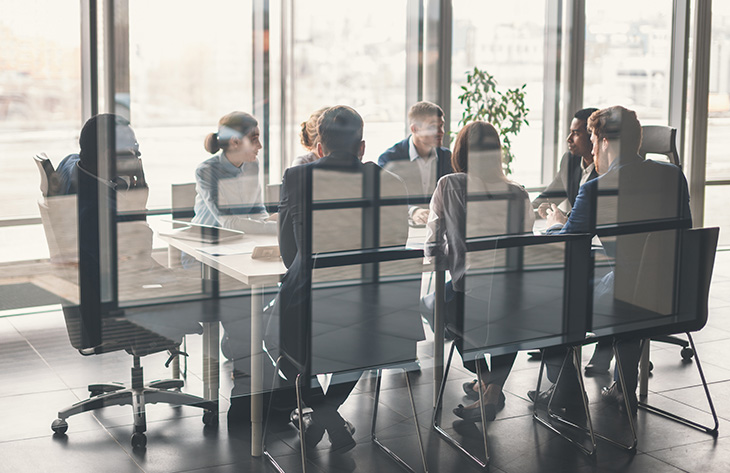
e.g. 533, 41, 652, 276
378, 138, 408, 165
55, 153, 81, 195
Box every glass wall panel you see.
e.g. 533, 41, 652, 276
0, 0, 81, 312
121, 0, 255, 303
287, 0, 408, 168
583, 1, 673, 124
128, 0, 253, 211
706, 2, 730, 246
451, 0, 546, 188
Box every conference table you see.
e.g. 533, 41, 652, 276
159, 219, 659, 458
158, 221, 560, 456
159, 229, 285, 457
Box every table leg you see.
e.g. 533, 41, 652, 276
202, 321, 220, 411
639, 339, 650, 397
251, 284, 264, 457
433, 270, 445, 407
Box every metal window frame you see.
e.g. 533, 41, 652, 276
687, 0, 713, 226
541, 0, 567, 185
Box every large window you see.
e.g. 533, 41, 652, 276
128, 0, 253, 211
286, 0, 409, 167
0, 0, 81, 271
583, 0, 674, 124
705, 1, 730, 246
0, 0, 724, 313
451, 0, 546, 188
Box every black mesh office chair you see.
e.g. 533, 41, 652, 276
534, 227, 720, 457
51, 305, 217, 448
41, 151, 217, 448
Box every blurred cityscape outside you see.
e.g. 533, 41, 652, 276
2, 0, 730, 268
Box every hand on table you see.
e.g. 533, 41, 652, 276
546, 204, 568, 227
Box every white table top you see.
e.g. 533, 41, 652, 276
160, 231, 286, 286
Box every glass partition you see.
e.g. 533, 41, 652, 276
705, 1, 730, 246
451, 0, 547, 187
583, 0, 673, 123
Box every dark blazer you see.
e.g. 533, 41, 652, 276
377, 137, 452, 210
557, 154, 691, 239
377, 137, 452, 177
276, 151, 410, 371
533, 152, 598, 209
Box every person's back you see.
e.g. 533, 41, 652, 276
276, 105, 411, 452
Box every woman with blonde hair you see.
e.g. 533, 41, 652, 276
291, 106, 329, 167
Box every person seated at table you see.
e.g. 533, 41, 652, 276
290, 106, 329, 167
378, 100, 452, 226
192, 111, 276, 234
275, 105, 411, 452
530, 107, 613, 384
535, 106, 691, 415
533, 107, 598, 218
424, 121, 534, 422
56, 114, 148, 198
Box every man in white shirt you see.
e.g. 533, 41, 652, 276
378, 101, 452, 226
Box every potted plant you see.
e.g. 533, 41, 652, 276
456, 67, 530, 175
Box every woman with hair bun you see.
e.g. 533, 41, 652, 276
290, 106, 329, 167
192, 111, 276, 233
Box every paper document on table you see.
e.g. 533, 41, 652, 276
197, 241, 258, 256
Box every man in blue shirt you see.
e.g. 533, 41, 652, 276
531, 106, 691, 416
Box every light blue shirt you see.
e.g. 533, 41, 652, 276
192, 153, 275, 234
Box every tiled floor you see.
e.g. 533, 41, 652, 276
1, 251, 730, 472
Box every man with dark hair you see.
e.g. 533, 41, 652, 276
276, 105, 410, 452
533, 107, 599, 217
533, 106, 691, 416
531, 108, 613, 374
56, 114, 145, 196
378, 100, 452, 226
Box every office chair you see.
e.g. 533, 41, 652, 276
37, 156, 214, 447
52, 305, 217, 448
635, 227, 720, 435
638, 125, 695, 362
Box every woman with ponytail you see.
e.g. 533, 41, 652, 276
192, 111, 276, 233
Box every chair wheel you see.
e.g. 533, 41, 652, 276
648, 361, 654, 372
51, 418, 68, 435
131, 432, 147, 448
681, 347, 694, 361
203, 410, 218, 426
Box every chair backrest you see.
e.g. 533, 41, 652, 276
34, 153, 63, 197
639, 125, 680, 167
172, 183, 196, 227
675, 227, 719, 332
591, 226, 718, 341
452, 233, 593, 360
278, 161, 423, 380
